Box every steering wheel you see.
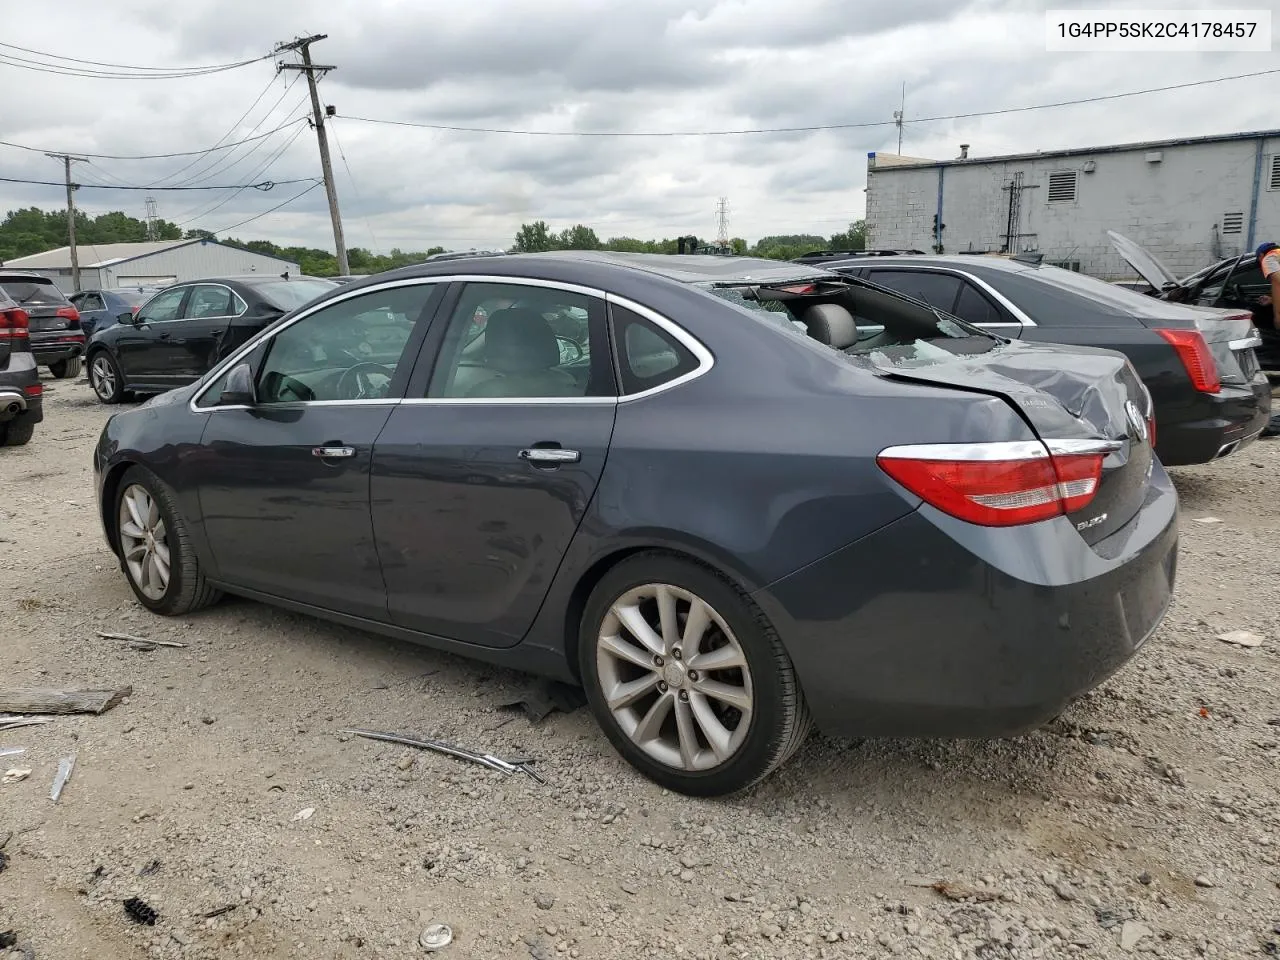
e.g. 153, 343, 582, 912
335, 362, 395, 400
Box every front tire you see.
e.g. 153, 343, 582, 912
579, 553, 811, 796
114, 466, 222, 615
49, 357, 82, 379
89, 352, 125, 403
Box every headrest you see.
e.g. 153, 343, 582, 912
483, 307, 560, 372
801, 302, 858, 348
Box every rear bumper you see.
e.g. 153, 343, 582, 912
31, 336, 85, 364
1155, 380, 1272, 466
0, 388, 42, 424
754, 461, 1178, 739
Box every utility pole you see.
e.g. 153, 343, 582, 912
46, 152, 88, 293
276, 34, 349, 275
893, 82, 905, 155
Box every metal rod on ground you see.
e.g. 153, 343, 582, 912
45, 153, 88, 293
341, 728, 546, 783
276, 34, 349, 276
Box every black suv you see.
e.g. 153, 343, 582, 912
0, 272, 86, 379
0, 287, 44, 446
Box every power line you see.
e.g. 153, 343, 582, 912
144, 72, 285, 186
0, 175, 315, 191
0, 43, 268, 79
339, 67, 1280, 138
205, 180, 324, 237
0, 118, 308, 161
176, 124, 311, 226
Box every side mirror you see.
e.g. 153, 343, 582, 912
117, 312, 136, 324
218, 363, 256, 406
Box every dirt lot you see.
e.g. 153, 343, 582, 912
1, 376, 1279, 960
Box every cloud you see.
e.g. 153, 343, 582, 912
2, 0, 1276, 255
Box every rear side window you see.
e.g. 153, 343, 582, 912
952, 283, 1004, 325
866, 271, 962, 312
0, 278, 69, 306
610, 303, 699, 395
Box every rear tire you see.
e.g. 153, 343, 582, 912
0, 418, 35, 447
89, 351, 125, 404
114, 465, 222, 616
49, 357, 82, 379
578, 552, 811, 797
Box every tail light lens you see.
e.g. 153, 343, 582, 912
1156, 328, 1220, 393
0, 307, 29, 340
877, 440, 1113, 527
56, 305, 80, 323
23, 382, 43, 398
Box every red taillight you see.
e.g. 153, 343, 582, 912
877, 441, 1108, 527
23, 382, 42, 398
1147, 416, 1157, 450
56, 305, 80, 322
0, 307, 29, 340
1156, 328, 1220, 393
777, 283, 817, 294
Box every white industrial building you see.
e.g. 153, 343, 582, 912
0, 238, 300, 293
865, 128, 1280, 280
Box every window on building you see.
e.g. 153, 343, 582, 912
1222, 212, 1244, 235
1047, 171, 1078, 203
1269, 155, 1280, 192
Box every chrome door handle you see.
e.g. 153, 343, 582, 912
519, 447, 580, 465
312, 445, 356, 459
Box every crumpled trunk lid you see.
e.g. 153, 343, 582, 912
864, 339, 1155, 546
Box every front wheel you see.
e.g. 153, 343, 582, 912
579, 553, 811, 796
114, 466, 222, 615
88, 352, 125, 403
49, 357, 82, 379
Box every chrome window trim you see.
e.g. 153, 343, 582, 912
183, 283, 249, 322
195, 274, 716, 412
135, 284, 192, 325
862, 265, 1038, 327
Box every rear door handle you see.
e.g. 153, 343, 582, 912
519, 447, 581, 465
312, 445, 356, 459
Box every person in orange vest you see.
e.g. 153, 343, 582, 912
1258, 243, 1280, 438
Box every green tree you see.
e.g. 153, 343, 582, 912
827, 220, 865, 251
554, 224, 601, 250
513, 220, 554, 253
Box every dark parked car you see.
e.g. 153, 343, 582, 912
0, 272, 85, 379
1108, 231, 1280, 373
94, 252, 1176, 795
812, 253, 1270, 466
70, 286, 164, 339
0, 288, 44, 446
85, 275, 339, 403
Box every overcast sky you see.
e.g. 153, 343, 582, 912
1, 0, 1277, 253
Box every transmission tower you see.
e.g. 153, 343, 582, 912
144, 196, 159, 241
893, 82, 905, 154
715, 197, 729, 250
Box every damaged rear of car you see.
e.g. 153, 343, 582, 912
692, 267, 1176, 738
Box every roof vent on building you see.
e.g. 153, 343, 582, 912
958, 144, 970, 159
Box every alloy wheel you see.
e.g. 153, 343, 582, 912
118, 483, 170, 601
91, 356, 116, 400
596, 583, 754, 772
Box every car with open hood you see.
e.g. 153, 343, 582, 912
812, 251, 1271, 466
94, 252, 1176, 796
1108, 230, 1280, 373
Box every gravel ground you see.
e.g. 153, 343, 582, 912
2, 376, 1279, 960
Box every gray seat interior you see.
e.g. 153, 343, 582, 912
465, 307, 580, 398
800, 302, 858, 349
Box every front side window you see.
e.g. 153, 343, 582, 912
427, 282, 608, 399
137, 287, 188, 323
254, 283, 435, 404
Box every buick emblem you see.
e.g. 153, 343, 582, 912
1125, 400, 1148, 442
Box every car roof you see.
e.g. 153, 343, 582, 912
819, 253, 1042, 275
398, 250, 833, 285
0, 271, 56, 281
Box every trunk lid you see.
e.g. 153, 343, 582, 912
1108, 230, 1180, 292
861, 339, 1154, 546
